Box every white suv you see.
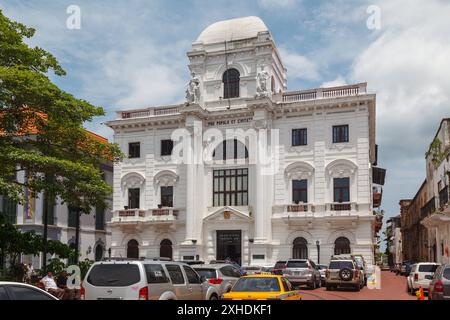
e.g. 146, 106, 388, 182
82, 259, 220, 300
407, 262, 439, 295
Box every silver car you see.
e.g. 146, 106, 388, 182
82, 259, 220, 300
428, 264, 450, 300
283, 259, 321, 289
192, 263, 241, 296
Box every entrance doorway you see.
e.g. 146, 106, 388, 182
216, 230, 242, 265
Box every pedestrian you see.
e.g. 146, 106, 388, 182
56, 270, 77, 300
40, 271, 65, 299
25, 263, 34, 284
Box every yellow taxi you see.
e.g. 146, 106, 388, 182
222, 274, 301, 300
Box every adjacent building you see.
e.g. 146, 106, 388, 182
401, 118, 450, 264
421, 119, 450, 264
386, 214, 402, 266
0, 131, 113, 269
106, 16, 385, 266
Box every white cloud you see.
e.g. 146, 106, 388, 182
321, 75, 347, 88
350, 0, 450, 202
279, 47, 320, 82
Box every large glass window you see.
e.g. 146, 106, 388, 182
332, 125, 349, 143
213, 169, 248, 206
128, 188, 140, 209
292, 180, 308, 203
213, 139, 248, 161
292, 128, 307, 146
160, 186, 173, 207
334, 178, 350, 203
222, 68, 240, 99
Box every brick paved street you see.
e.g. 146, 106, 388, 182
300, 271, 418, 300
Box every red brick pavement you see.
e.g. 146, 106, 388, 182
300, 271, 418, 300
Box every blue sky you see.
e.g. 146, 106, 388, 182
2, 0, 450, 237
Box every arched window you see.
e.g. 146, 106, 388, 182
334, 237, 351, 255
95, 245, 103, 261
160, 239, 173, 260
222, 69, 240, 99
292, 237, 308, 259
213, 139, 248, 161
127, 239, 139, 259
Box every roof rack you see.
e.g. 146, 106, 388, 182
102, 257, 173, 262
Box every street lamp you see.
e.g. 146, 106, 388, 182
316, 240, 320, 264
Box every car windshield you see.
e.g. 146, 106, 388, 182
87, 264, 141, 287
329, 261, 354, 269
194, 269, 217, 279
418, 264, 439, 273
274, 261, 286, 268
286, 261, 308, 268
232, 278, 280, 292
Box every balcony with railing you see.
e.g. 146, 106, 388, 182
439, 186, 449, 210
282, 83, 367, 104
272, 204, 315, 220
118, 105, 181, 119
110, 208, 179, 224
325, 202, 358, 215
420, 197, 436, 218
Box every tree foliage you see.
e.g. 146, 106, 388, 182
0, 10, 123, 213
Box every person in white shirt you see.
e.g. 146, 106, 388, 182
40, 272, 65, 299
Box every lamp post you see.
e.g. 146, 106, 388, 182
316, 240, 320, 264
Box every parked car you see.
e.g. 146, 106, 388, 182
283, 259, 321, 289
317, 264, 328, 286
326, 258, 364, 291
351, 254, 367, 286
222, 275, 301, 300
407, 262, 439, 295
331, 254, 365, 287
240, 265, 274, 275
82, 259, 220, 300
0, 282, 58, 300
401, 261, 414, 276
429, 264, 450, 300
273, 260, 287, 275
192, 263, 241, 296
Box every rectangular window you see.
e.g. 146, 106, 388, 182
68, 206, 79, 228
292, 179, 308, 203
160, 186, 174, 207
334, 178, 350, 202
1, 195, 17, 225
292, 129, 307, 146
128, 188, 140, 209
161, 140, 174, 156
332, 125, 349, 143
128, 142, 140, 158
95, 206, 105, 230
213, 169, 248, 206
43, 195, 55, 226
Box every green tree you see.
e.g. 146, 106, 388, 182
0, 11, 123, 267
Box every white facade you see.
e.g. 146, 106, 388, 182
107, 16, 379, 266
422, 118, 450, 264
0, 165, 113, 269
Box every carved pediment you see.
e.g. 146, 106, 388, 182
204, 206, 252, 222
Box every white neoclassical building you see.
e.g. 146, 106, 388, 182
106, 16, 383, 266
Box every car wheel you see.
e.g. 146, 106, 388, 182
325, 285, 331, 291
410, 287, 416, 296
354, 284, 360, 292
209, 294, 218, 300
339, 268, 353, 281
